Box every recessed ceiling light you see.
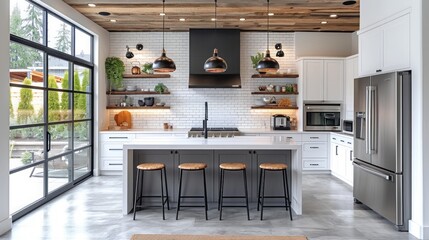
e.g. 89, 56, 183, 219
88, 3, 96, 7
240, 18, 246, 21
343, 0, 357, 5
211, 18, 216, 21
268, 13, 274, 16
330, 14, 338, 18
160, 12, 166, 16
179, 18, 185, 21
110, 19, 117, 23
98, 11, 111, 16
321, 21, 328, 24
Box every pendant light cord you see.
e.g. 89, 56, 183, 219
267, 0, 269, 51
214, 0, 217, 46
162, 0, 165, 50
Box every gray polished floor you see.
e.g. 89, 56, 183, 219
0, 174, 417, 240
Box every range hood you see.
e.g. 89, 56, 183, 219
189, 29, 241, 88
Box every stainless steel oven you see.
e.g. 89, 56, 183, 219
303, 102, 342, 131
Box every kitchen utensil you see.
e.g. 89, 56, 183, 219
144, 97, 154, 106
114, 110, 132, 129
138, 100, 145, 106
255, 99, 266, 106
275, 85, 281, 92
155, 102, 165, 106
258, 85, 267, 91
272, 114, 291, 130
131, 61, 141, 75
262, 97, 272, 104
126, 85, 137, 91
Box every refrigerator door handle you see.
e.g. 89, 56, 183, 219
370, 86, 378, 153
353, 161, 392, 181
365, 86, 371, 154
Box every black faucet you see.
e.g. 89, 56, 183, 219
203, 102, 208, 138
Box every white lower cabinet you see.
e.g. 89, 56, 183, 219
302, 133, 329, 171
100, 133, 135, 173
330, 133, 353, 186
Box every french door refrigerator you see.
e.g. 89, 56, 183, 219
353, 71, 411, 231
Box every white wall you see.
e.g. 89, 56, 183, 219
295, 32, 354, 58
36, 0, 110, 175
351, 32, 358, 55
0, 0, 12, 236
108, 32, 298, 129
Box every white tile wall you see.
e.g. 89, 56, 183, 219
108, 32, 298, 129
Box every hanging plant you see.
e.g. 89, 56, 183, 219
105, 57, 125, 91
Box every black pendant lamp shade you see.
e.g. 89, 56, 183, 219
204, 0, 227, 73
256, 0, 279, 74
153, 0, 176, 73
204, 48, 227, 73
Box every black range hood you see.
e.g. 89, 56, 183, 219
189, 29, 241, 88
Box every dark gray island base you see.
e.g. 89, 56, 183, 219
122, 137, 302, 216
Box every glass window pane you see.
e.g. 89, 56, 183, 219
48, 123, 72, 159
75, 29, 91, 62
74, 93, 91, 120
10, 0, 44, 44
10, 42, 44, 86
10, 163, 44, 214
48, 14, 72, 54
48, 56, 69, 89
9, 126, 45, 171
48, 155, 71, 193
10, 86, 44, 126
74, 65, 91, 92
74, 121, 91, 149
74, 147, 91, 180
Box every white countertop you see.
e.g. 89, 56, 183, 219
100, 128, 189, 134
123, 136, 301, 150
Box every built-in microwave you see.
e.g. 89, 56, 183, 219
342, 120, 353, 134
303, 102, 342, 131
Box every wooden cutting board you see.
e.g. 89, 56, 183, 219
114, 111, 132, 129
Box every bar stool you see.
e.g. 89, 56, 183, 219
176, 163, 208, 220
257, 163, 293, 221
133, 163, 170, 220
218, 163, 250, 220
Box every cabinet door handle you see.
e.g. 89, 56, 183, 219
108, 163, 123, 166
310, 137, 319, 139
175, 150, 178, 154
336, 145, 338, 155
286, 137, 293, 139
109, 137, 128, 139
171, 150, 174, 154
309, 163, 319, 166
332, 137, 336, 140
350, 150, 353, 161
309, 146, 319, 149
249, 151, 252, 154
340, 140, 345, 143
376, 69, 382, 73
253, 151, 257, 154
109, 148, 123, 151
347, 142, 352, 145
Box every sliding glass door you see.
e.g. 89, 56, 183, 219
9, 0, 94, 219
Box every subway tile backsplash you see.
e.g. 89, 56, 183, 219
108, 32, 297, 129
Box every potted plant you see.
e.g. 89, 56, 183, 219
154, 83, 168, 93
142, 62, 153, 74
105, 57, 125, 92
250, 52, 265, 72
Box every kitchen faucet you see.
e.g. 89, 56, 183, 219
203, 102, 208, 139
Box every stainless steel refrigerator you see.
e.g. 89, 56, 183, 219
353, 71, 411, 231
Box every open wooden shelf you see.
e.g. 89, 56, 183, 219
251, 73, 299, 78
123, 74, 171, 78
251, 105, 299, 110
106, 91, 170, 95
106, 106, 170, 110
251, 91, 299, 95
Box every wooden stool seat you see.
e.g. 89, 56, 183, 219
219, 163, 246, 170
178, 163, 207, 170
137, 163, 165, 171
259, 163, 288, 170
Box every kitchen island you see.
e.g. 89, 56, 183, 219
122, 136, 302, 216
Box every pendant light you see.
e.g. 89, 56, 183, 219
204, 0, 227, 73
153, 0, 176, 73
256, 0, 279, 74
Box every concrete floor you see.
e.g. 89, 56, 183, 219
0, 174, 418, 240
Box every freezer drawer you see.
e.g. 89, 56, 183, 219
353, 160, 403, 226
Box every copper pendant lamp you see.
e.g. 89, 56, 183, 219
204, 0, 227, 73
256, 0, 279, 74
153, 0, 176, 73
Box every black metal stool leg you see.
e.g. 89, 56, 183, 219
218, 168, 223, 211
243, 169, 250, 220
219, 169, 225, 220
139, 170, 144, 206
203, 169, 208, 220
163, 167, 170, 210
133, 169, 141, 220
257, 168, 263, 211
284, 169, 293, 221
160, 168, 165, 220
260, 169, 266, 220
176, 169, 183, 220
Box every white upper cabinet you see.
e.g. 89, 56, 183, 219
360, 0, 411, 29
359, 13, 410, 76
298, 58, 344, 102
344, 55, 358, 120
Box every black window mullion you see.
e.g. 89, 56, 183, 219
42, 6, 47, 47
71, 25, 76, 57
43, 51, 49, 198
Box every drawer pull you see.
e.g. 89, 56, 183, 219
309, 146, 319, 149
336, 145, 338, 155
109, 137, 128, 139
109, 148, 123, 151
309, 164, 319, 166
108, 163, 123, 166
350, 150, 353, 161
310, 137, 319, 139
332, 137, 337, 140
286, 137, 293, 139
347, 142, 352, 145
340, 140, 345, 142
